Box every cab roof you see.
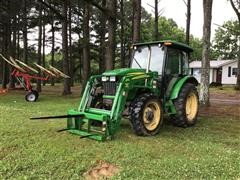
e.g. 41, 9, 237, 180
133, 40, 193, 53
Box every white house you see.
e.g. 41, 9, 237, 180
189, 60, 238, 85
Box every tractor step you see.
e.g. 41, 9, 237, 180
67, 109, 110, 141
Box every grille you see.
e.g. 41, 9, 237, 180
102, 81, 117, 95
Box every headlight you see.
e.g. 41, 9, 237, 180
110, 76, 116, 82
101, 76, 108, 82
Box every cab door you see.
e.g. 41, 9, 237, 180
163, 47, 189, 98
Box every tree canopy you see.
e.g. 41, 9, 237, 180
0, 0, 227, 91
213, 20, 240, 59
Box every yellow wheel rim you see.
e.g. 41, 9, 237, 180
185, 92, 198, 122
143, 101, 161, 131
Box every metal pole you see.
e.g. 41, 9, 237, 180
145, 46, 152, 85
146, 46, 152, 73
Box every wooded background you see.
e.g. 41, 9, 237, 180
0, 0, 239, 103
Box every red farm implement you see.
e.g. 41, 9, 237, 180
0, 54, 69, 102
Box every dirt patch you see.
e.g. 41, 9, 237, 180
199, 91, 240, 119
83, 160, 120, 180
199, 104, 240, 118
210, 90, 240, 101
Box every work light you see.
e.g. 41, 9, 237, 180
110, 76, 116, 82
101, 76, 108, 82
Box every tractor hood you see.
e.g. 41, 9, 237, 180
102, 68, 146, 76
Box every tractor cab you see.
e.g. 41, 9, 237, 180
131, 40, 195, 98
131, 41, 192, 75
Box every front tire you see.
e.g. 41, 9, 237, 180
130, 94, 163, 136
171, 83, 199, 127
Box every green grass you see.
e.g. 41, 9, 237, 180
0, 88, 240, 179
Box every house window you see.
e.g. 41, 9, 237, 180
193, 68, 200, 76
228, 67, 231, 77
232, 68, 238, 76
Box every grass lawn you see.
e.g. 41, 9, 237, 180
0, 86, 240, 179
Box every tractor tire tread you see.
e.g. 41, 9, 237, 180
130, 93, 162, 136
171, 83, 199, 127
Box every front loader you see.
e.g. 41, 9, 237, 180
32, 40, 199, 141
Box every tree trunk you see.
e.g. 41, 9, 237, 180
229, 0, 240, 89
105, 0, 116, 70
154, 0, 159, 41
99, 0, 107, 73
81, 1, 91, 94
51, 15, 55, 86
186, 0, 191, 45
77, 0, 82, 83
120, 0, 125, 68
200, 0, 213, 106
2, 21, 10, 89
9, 15, 17, 89
68, 6, 74, 86
132, 0, 141, 43
62, 0, 71, 95
79, 48, 82, 83
37, 3, 42, 92
22, 0, 28, 63
237, 36, 240, 89
2, 1, 11, 89
17, 16, 20, 60
42, 10, 46, 86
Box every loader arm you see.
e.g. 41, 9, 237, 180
66, 72, 159, 141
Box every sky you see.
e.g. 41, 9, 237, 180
142, 0, 237, 39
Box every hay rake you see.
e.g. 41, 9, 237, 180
0, 54, 69, 102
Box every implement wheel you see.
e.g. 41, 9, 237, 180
32, 90, 39, 99
171, 83, 199, 127
130, 94, 163, 136
25, 91, 38, 102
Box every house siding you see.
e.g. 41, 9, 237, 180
221, 61, 237, 84
190, 60, 237, 85
191, 68, 214, 84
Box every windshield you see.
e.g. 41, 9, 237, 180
131, 45, 165, 75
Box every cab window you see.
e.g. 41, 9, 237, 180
165, 48, 181, 75
165, 48, 188, 75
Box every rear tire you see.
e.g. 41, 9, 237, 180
130, 93, 163, 136
171, 83, 199, 127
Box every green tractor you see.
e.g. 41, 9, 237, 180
32, 40, 199, 141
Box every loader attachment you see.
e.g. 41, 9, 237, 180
31, 111, 109, 141
29, 74, 123, 141
66, 109, 110, 141
30, 114, 84, 120
30, 74, 124, 141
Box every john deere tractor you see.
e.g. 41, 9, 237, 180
32, 40, 199, 141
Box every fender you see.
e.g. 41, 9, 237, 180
170, 76, 198, 100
